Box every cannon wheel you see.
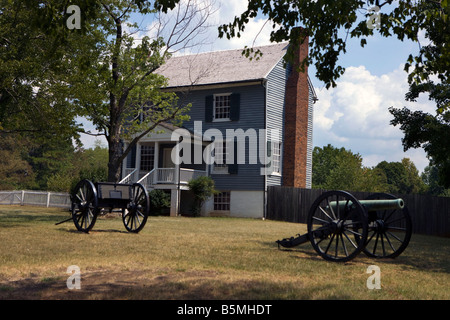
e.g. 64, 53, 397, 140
361, 193, 412, 259
71, 179, 99, 233
307, 190, 368, 262
122, 183, 149, 233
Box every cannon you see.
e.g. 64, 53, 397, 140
56, 179, 150, 233
276, 190, 412, 262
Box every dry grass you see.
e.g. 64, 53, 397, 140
0, 205, 449, 300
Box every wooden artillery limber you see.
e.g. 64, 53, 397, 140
56, 179, 150, 233
276, 190, 412, 262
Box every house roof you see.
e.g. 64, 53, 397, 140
156, 42, 289, 88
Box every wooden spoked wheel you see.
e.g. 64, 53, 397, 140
307, 190, 368, 262
122, 183, 149, 233
71, 179, 99, 233
362, 193, 412, 259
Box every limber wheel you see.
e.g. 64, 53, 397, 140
122, 183, 149, 233
362, 193, 412, 259
307, 190, 368, 262
71, 180, 99, 233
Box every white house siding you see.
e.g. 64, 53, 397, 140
306, 81, 315, 189
265, 59, 287, 187
202, 190, 264, 218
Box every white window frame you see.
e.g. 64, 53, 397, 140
212, 140, 229, 174
271, 141, 282, 175
213, 93, 231, 122
140, 145, 155, 172
214, 191, 231, 211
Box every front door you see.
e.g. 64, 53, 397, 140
162, 148, 175, 168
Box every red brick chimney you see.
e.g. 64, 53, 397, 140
282, 28, 309, 188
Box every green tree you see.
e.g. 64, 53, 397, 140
219, 1, 449, 105
401, 158, 426, 194
60, 0, 214, 182
25, 136, 76, 190
0, 134, 36, 190
0, 0, 100, 139
375, 158, 426, 194
389, 108, 450, 188
312, 144, 387, 192
47, 142, 109, 192
1, 1, 212, 183
375, 160, 408, 194
421, 164, 450, 197
187, 176, 217, 217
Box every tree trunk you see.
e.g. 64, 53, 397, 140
107, 137, 123, 182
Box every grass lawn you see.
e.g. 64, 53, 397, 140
0, 205, 449, 300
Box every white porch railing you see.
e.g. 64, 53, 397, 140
137, 168, 156, 189
157, 168, 175, 183
119, 168, 138, 184
135, 168, 207, 189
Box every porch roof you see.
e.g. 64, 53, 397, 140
138, 121, 210, 143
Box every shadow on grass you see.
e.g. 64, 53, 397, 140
0, 270, 353, 300
0, 214, 71, 228
261, 234, 450, 273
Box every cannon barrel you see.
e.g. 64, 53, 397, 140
328, 198, 404, 212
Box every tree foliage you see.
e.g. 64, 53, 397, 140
187, 176, 217, 216
389, 107, 450, 187
312, 144, 387, 192
219, 0, 449, 105
421, 164, 450, 196
1, 0, 212, 183
312, 144, 427, 194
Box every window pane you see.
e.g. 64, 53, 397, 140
140, 145, 155, 171
272, 142, 281, 173
214, 95, 231, 120
214, 192, 230, 211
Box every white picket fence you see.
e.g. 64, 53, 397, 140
0, 190, 71, 208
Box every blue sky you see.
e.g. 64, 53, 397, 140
79, 1, 434, 173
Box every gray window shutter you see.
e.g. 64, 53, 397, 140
230, 93, 240, 121
205, 95, 214, 122
126, 144, 137, 169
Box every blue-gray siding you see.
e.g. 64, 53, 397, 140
181, 84, 266, 191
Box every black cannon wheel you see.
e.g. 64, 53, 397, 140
362, 193, 412, 259
122, 183, 149, 233
307, 190, 368, 262
71, 179, 99, 233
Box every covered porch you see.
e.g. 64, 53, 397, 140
120, 124, 209, 216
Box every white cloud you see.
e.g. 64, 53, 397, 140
313, 65, 435, 173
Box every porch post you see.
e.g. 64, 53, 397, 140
136, 142, 141, 178
154, 142, 159, 185
170, 189, 179, 216
154, 141, 159, 169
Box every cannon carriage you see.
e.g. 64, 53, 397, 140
66, 179, 150, 233
276, 190, 412, 262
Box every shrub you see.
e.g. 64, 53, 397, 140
149, 189, 171, 215
187, 176, 217, 216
